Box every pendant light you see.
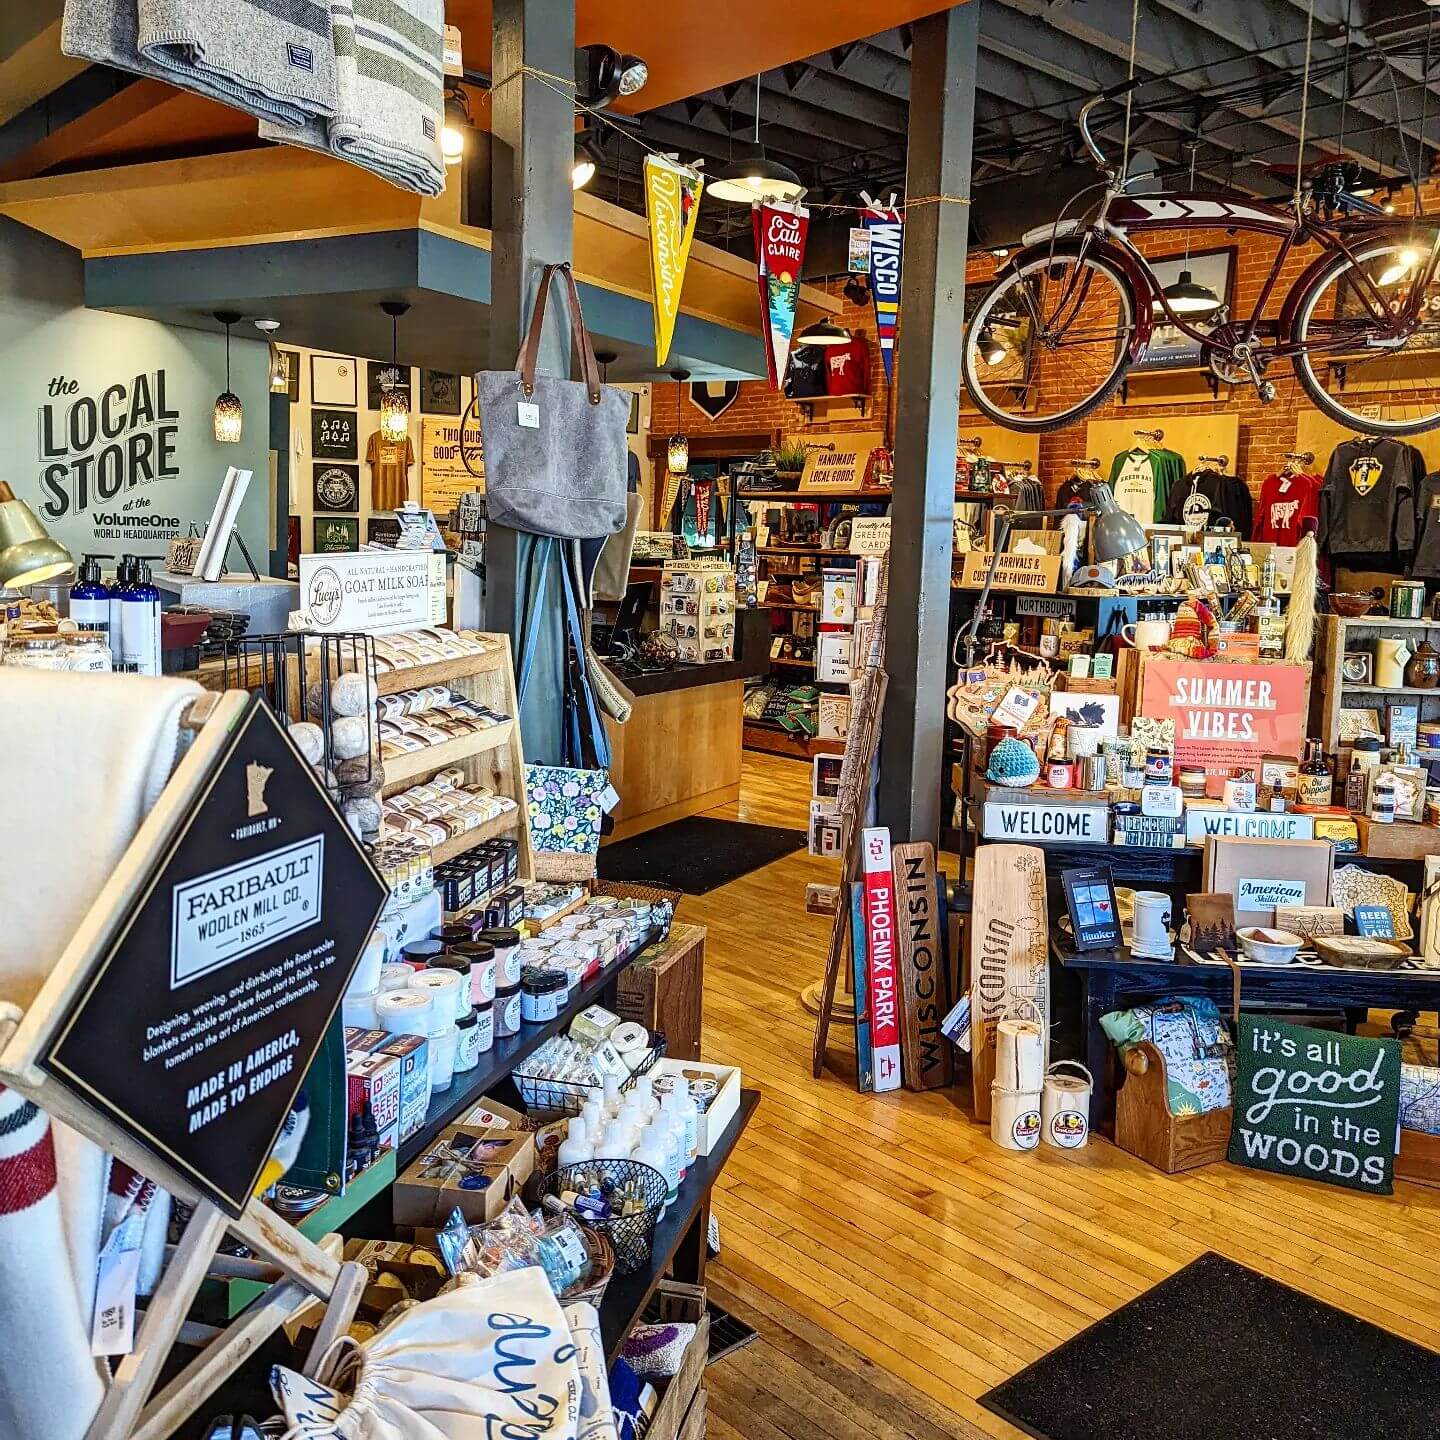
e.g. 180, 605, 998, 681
442, 87, 471, 165
573, 135, 600, 191
708, 74, 805, 205
213, 310, 243, 443
795, 318, 850, 348
379, 301, 411, 444
1158, 141, 1221, 318
667, 368, 690, 473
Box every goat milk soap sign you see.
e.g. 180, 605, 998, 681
1228, 1016, 1401, 1195
299, 549, 446, 633
41, 697, 388, 1215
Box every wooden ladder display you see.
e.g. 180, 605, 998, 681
0, 690, 366, 1440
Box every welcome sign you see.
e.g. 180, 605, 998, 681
1229, 1016, 1401, 1194
1140, 660, 1308, 777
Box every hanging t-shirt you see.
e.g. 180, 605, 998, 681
367, 431, 414, 510
1054, 476, 1096, 511
1253, 471, 1320, 546
825, 337, 870, 397
1411, 472, 1440, 578
1319, 438, 1422, 560
1108, 446, 1186, 522
1162, 468, 1254, 538
1109, 451, 1155, 528
784, 346, 826, 399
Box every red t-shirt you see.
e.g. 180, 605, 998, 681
825, 337, 869, 397
1253, 471, 1320, 545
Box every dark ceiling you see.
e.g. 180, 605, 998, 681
588, 0, 1440, 257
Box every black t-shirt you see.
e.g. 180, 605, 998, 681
784, 346, 826, 399
1162, 469, 1254, 538
1320, 438, 1422, 559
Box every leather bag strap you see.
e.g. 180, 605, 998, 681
515, 262, 602, 403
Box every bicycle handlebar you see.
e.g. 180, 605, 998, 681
1077, 96, 1112, 173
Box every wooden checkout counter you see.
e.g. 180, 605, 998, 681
602, 607, 770, 842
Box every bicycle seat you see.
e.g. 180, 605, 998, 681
1021, 218, 1084, 247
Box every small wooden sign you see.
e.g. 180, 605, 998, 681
982, 799, 1109, 844
166, 535, 202, 576
957, 551, 1063, 593
1273, 904, 1345, 940
799, 429, 883, 492
1186, 893, 1236, 953
1184, 809, 1316, 842
890, 842, 953, 1092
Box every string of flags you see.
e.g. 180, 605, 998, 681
860, 192, 904, 384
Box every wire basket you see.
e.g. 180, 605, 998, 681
546, 1159, 668, 1276
513, 1033, 666, 1120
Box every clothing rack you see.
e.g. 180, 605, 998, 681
1280, 450, 1315, 475
1197, 453, 1230, 469
1133, 427, 1165, 443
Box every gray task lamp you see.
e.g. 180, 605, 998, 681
960, 483, 1148, 661
0, 482, 74, 589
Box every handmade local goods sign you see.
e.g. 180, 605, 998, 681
420, 415, 483, 512
890, 842, 952, 1091
754, 199, 810, 390
957, 551, 1064, 593
41, 697, 388, 1215
1229, 1016, 1401, 1194
800, 429, 883, 493
860, 827, 902, 1093
644, 154, 703, 367
1140, 660, 1307, 777
299, 548, 445, 633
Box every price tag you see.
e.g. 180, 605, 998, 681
517, 402, 540, 429
596, 782, 621, 814
92, 1210, 145, 1356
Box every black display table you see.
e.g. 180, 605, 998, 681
1055, 937, 1440, 1128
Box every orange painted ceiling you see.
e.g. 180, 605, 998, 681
4, 0, 955, 179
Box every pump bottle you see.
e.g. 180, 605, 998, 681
108, 556, 132, 666
70, 555, 112, 646
120, 556, 162, 676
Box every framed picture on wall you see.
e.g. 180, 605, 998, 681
312, 408, 358, 459
368, 361, 412, 410
313, 462, 359, 512
420, 369, 462, 415
310, 354, 358, 407
276, 348, 301, 402
1130, 245, 1235, 372
313, 515, 359, 553
367, 515, 402, 546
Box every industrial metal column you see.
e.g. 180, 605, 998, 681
877, 1, 978, 844
487, 0, 576, 763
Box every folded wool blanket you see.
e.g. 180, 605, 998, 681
258, 0, 445, 196
62, 0, 338, 128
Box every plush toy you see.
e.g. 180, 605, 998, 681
1166, 597, 1216, 658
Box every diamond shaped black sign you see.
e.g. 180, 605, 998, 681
42, 695, 389, 1217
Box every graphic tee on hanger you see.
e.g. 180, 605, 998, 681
1162, 467, 1253, 538
1409, 470, 1440, 578
1319, 437, 1422, 561
367, 430, 415, 511
1253, 471, 1320, 546
1109, 446, 1186, 522
825, 337, 869, 396
1109, 450, 1155, 527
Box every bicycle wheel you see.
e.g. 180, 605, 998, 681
1291, 238, 1440, 434
962, 249, 1137, 433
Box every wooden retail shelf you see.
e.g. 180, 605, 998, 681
425, 807, 523, 866
757, 545, 855, 557
794, 391, 870, 418
381, 720, 515, 791
770, 655, 816, 668
376, 646, 507, 696
1340, 684, 1440, 696
742, 720, 840, 759
761, 600, 821, 612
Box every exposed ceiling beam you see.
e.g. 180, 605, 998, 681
0, 2, 83, 127
689, 81, 901, 155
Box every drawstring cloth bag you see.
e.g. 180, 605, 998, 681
269, 1269, 583, 1439
475, 263, 630, 540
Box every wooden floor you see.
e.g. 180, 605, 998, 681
684, 751, 1440, 1440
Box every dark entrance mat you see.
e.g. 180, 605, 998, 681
981, 1252, 1440, 1440
598, 816, 805, 894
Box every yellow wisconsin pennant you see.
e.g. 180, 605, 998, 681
645, 154, 704, 367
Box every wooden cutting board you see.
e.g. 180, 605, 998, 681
969, 844, 1049, 1121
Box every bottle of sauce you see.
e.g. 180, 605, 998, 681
1295, 739, 1333, 807
1046, 718, 1073, 789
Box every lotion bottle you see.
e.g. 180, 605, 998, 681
120, 555, 162, 676
108, 556, 133, 666
70, 554, 112, 649
557, 1117, 593, 1169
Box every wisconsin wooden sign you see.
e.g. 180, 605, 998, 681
969, 844, 1049, 1121
891, 842, 952, 1091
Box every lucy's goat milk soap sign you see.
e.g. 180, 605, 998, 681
41, 697, 387, 1216
299, 549, 446, 633
1140, 660, 1307, 778
1229, 1016, 1401, 1195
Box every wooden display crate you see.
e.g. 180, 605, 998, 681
1115, 1041, 1230, 1173
615, 923, 705, 1061
646, 1282, 710, 1440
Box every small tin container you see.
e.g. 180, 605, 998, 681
494, 985, 521, 1038
1391, 579, 1427, 619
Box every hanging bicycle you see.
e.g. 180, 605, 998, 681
962, 86, 1440, 436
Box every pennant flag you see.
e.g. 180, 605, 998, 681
863, 202, 904, 381
753, 198, 810, 390
644, 154, 704, 367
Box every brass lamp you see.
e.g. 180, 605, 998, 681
0, 482, 74, 588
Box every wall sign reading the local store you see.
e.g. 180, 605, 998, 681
299, 548, 445, 633
1140, 659, 1307, 777
40, 697, 388, 1216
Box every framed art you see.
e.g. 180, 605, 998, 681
1060, 866, 1122, 952
313, 462, 359, 512
420, 369, 462, 415
1341, 651, 1373, 685
1048, 689, 1121, 738
367, 516, 402, 546
312, 408, 358, 459
627, 391, 641, 435
313, 516, 359, 553
368, 361, 412, 410
310, 354, 358, 408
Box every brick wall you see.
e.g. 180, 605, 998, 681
653, 179, 1440, 514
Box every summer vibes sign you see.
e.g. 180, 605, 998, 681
753, 199, 810, 390
1229, 1016, 1401, 1194
644, 155, 703, 367
1139, 659, 1307, 777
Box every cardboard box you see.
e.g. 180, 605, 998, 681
1202, 835, 1334, 928
652, 1058, 740, 1156
457, 1097, 530, 1133
376, 1034, 431, 1143
392, 1122, 536, 1226
346, 1051, 401, 1154
616, 924, 705, 1062
1355, 818, 1440, 861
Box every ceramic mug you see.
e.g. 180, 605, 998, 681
1132, 890, 1173, 949
1121, 619, 1171, 650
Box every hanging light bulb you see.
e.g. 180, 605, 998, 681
708, 73, 805, 205
1159, 141, 1222, 318
667, 368, 689, 473
442, 88, 470, 165
1380, 247, 1422, 286
254, 318, 288, 393
379, 300, 411, 443
213, 310, 243, 443
573, 136, 600, 191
